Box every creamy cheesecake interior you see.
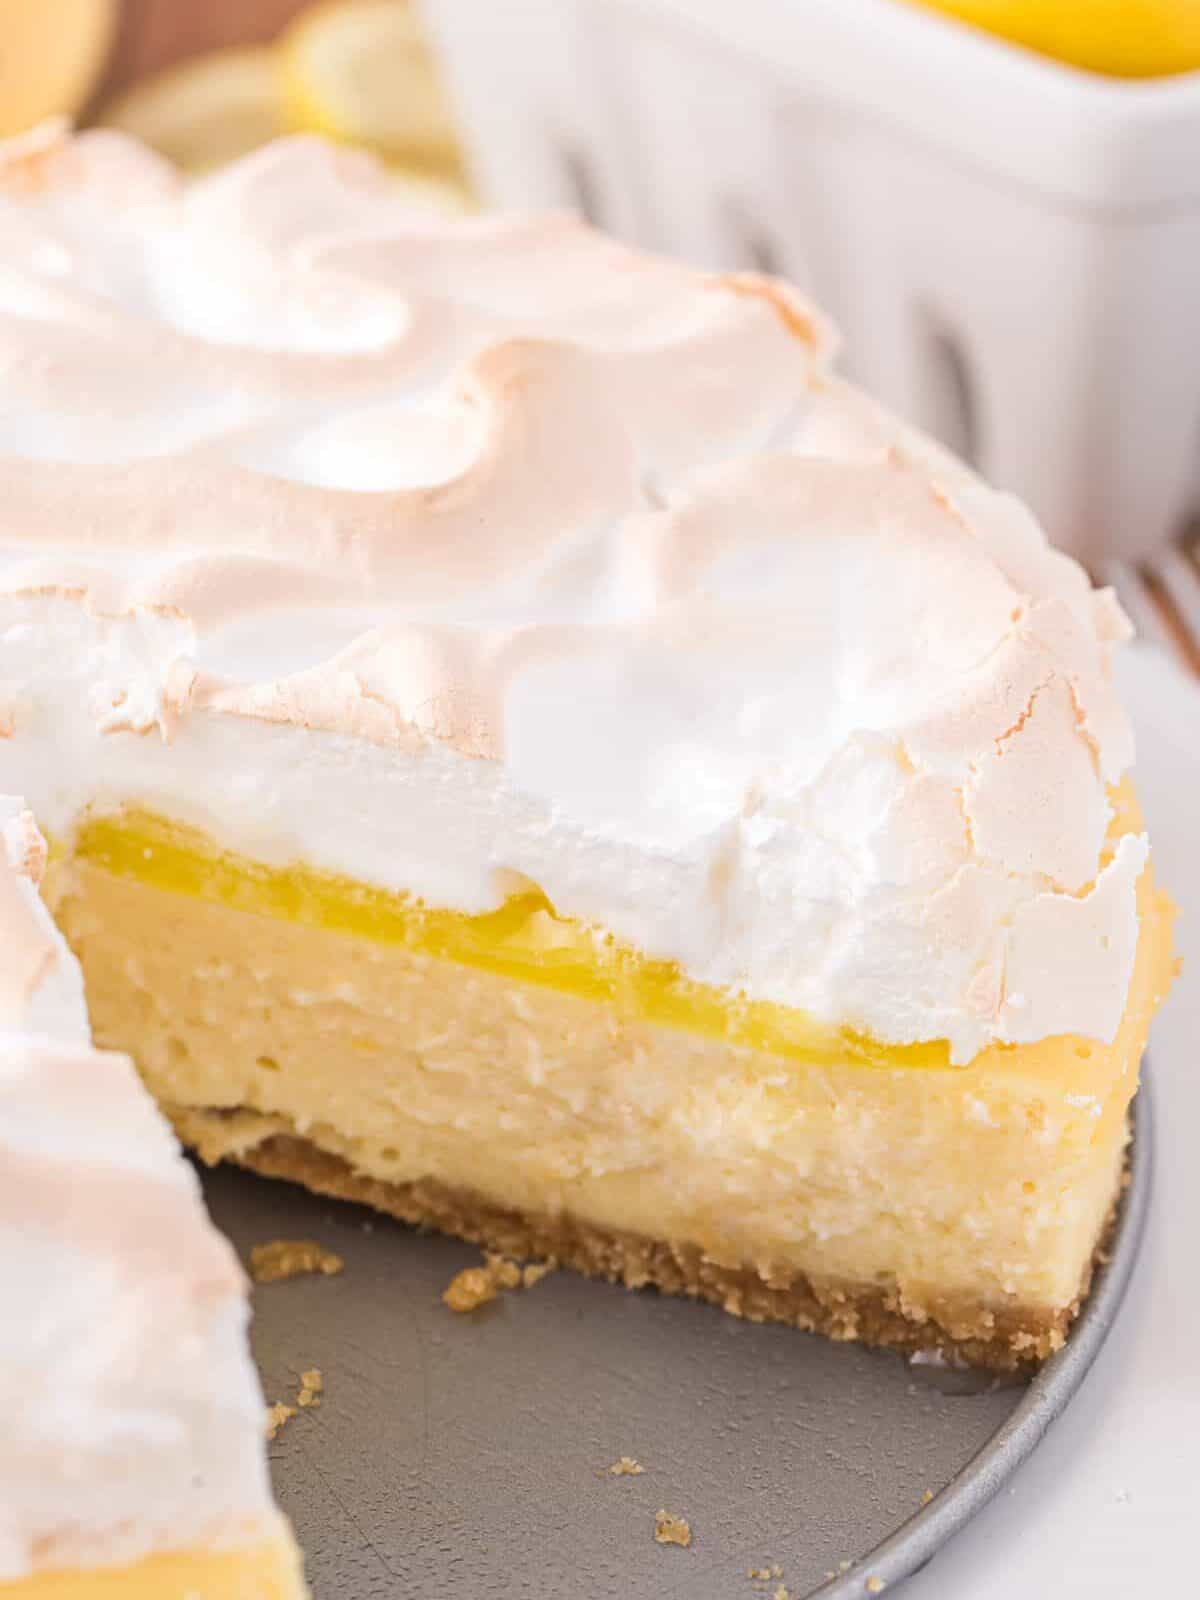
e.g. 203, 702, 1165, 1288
45, 790, 1175, 1369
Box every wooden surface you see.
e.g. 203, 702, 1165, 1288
1108, 530, 1200, 679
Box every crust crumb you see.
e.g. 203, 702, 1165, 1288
268, 1368, 325, 1431
774, 1587, 790, 1600
232, 1131, 1108, 1369
443, 1261, 507, 1312
654, 1510, 691, 1548
250, 1239, 344, 1284
265, 1402, 296, 1440
443, 1251, 555, 1312
866, 1578, 886, 1594
608, 1456, 644, 1476
920, 1488, 935, 1506
490, 1252, 522, 1289
297, 1368, 323, 1409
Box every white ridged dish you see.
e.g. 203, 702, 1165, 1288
421, 0, 1200, 566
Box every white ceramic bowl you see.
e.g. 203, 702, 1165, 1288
420, 0, 1200, 566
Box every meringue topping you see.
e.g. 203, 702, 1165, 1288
0, 125, 1146, 1061
0, 797, 278, 1578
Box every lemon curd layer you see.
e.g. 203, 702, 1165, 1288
69, 808, 958, 1073
65, 791, 1168, 1095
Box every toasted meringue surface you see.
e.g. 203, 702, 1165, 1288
0, 800, 301, 1589
0, 123, 1146, 1061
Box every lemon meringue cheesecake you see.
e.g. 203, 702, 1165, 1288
0, 801, 307, 1597
1, 123, 1174, 1370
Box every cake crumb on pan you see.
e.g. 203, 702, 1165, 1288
267, 1367, 324, 1434
249, 1239, 344, 1284
443, 1251, 556, 1311
265, 1402, 296, 1441
442, 1258, 511, 1312
654, 1510, 692, 1548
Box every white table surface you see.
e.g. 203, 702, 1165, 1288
906, 645, 1200, 1599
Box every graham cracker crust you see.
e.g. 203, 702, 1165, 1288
217, 1130, 1092, 1370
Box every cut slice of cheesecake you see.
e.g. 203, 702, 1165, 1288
0, 123, 1175, 1369
0, 799, 307, 1598
47, 789, 1170, 1368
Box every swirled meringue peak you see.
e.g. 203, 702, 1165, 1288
0, 123, 1148, 1062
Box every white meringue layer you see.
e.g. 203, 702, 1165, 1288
0, 125, 1146, 1063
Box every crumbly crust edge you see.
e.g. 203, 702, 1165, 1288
181, 1118, 1115, 1371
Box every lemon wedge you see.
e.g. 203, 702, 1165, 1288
280, 0, 466, 177
97, 47, 287, 174
912, 0, 1200, 77
0, 0, 118, 136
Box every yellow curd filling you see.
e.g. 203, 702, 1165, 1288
66, 780, 1156, 1081
70, 808, 955, 1073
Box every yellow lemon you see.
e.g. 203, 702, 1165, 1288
97, 48, 287, 174
0, 0, 118, 136
912, 1, 1200, 76
280, 0, 466, 179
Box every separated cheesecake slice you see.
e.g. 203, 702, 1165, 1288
0, 123, 1174, 1368
0, 799, 307, 1598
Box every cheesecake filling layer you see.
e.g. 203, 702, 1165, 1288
0, 1526, 306, 1600
46, 809, 1174, 1362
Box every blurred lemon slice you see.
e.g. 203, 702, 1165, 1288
0, 0, 118, 136
98, 48, 287, 173
384, 171, 476, 215
281, 0, 465, 177
912, 1, 1200, 77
